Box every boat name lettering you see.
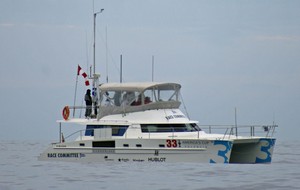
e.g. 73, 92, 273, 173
58, 153, 79, 158
165, 114, 185, 120
47, 153, 84, 158
148, 157, 166, 162
47, 153, 57, 157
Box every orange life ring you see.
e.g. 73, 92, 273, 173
62, 106, 70, 120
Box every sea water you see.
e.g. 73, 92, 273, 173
0, 140, 299, 190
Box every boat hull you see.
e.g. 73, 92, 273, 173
38, 138, 276, 163
230, 138, 276, 164
38, 139, 233, 163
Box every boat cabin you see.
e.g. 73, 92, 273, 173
98, 82, 181, 118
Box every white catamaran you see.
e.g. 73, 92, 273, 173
38, 11, 277, 163
38, 81, 277, 163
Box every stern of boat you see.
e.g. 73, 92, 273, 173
229, 138, 276, 164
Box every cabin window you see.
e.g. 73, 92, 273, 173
85, 125, 128, 136
141, 123, 201, 133
144, 89, 155, 104
101, 90, 140, 107
93, 141, 115, 147
158, 89, 176, 101
100, 84, 180, 109
143, 86, 179, 103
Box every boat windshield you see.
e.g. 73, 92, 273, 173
97, 83, 181, 118
100, 85, 179, 107
141, 123, 201, 133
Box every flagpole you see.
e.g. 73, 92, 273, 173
73, 66, 79, 118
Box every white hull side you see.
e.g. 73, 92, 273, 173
38, 139, 233, 163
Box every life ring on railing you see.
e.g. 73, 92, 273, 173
62, 106, 70, 120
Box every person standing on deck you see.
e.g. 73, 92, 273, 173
85, 89, 92, 118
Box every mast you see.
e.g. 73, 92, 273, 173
152, 55, 154, 82
93, 9, 104, 80
120, 54, 123, 83
92, 9, 104, 117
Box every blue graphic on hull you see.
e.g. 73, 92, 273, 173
210, 140, 232, 163
255, 138, 276, 163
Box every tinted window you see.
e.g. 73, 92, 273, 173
141, 123, 201, 133
85, 125, 128, 136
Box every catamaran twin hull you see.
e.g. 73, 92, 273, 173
39, 82, 277, 163
38, 137, 275, 163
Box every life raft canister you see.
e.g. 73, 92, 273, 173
62, 106, 70, 120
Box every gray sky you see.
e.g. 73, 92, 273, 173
1, 0, 299, 141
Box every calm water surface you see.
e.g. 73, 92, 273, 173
0, 140, 299, 190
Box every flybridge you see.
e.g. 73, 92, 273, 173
97, 82, 182, 118
63, 82, 182, 120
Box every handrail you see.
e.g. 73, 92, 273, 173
200, 124, 278, 139
64, 101, 181, 120
59, 124, 278, 142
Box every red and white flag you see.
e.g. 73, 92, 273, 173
77, 65, 90, 86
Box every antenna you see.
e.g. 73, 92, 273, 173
152, 55, 154, 82
85, 31, 89, 75
106, 25, 108, 83
235, 107, 238, 137
120, 54, 123, 83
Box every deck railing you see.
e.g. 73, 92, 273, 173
199, 124, 278, 139
64, 101, 181, 120
59, 124, 278, 143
